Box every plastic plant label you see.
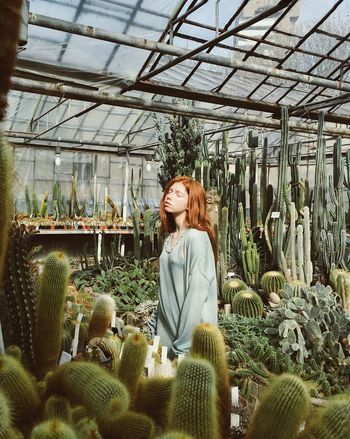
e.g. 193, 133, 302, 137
224, 304, 231, 315
111, 311, 116, 328
231, 386, 239, 406
178, 353, 185, 364
230, 414, 240, 427
147, 357, 155, 378
152, 335, 160, 353
71, 313, 83, 358
161, 346, 168, 364
271, 211, 280, 219
59, 351, 72, 365
115, 318, 123, 337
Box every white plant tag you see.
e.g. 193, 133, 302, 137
271, 211, 280, 219
71, 313, 83, 358
147, 357, 155, 378
178, 353, 185, 364
161, 346, 168, 364
111, 311, 116, 328
231, 386, 239, 406
59, 351, 72, 365
115, 318, 123, 337
224, 304, 231, 315
230, 414, 240, 427
152, 335, 160, 353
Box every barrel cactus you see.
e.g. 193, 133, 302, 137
261, 271, 285, 295
29, 419, 77, 439
231, 289, 264, 318
221, 278, 247, 305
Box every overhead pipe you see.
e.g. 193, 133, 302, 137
11, 77, 350, 138
28, 13, 350, 94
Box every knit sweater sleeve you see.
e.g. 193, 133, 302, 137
171, 229, 217, 356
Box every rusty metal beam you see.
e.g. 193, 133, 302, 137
10, 77, 350, 138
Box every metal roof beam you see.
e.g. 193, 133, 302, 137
28, 12, 350, 94
11, 77, 350, 138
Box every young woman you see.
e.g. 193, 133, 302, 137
149, 175, 218, 359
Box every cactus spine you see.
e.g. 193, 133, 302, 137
168, 357, 219, 439
246, 374, 310, 439
34, 251, 70, 379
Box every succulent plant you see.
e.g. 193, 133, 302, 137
221, 278, 247, 305
265, 282, 350, 364
29, 419, 77, 439
231, 289, 264, 318
261, 271, 286, 295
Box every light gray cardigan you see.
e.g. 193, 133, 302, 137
155, 227, 218, 358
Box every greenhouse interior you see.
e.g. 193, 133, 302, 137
1, 0, 350, 438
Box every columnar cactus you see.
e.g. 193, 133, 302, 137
103, 410, 155, 439
221, 278, 247, 305
261, 271, 286, 295
132, 208, 141, 259
0, 389, 12, 437
220, 207, 228, 267
231, 289, 264, 318
142, 208, 153, 259
135, 377, 174, 429
44, 396, 72, 424
190, 323, 231, 439
47, 362, 129, 429
75, 418, 103, 439
1, 223, 37, 370
87, 336, 121, 375
168, 357, 219, 439
87, 294, 115, 341
242, 232, 260, 286
29, 420, 77, 439
0, 134, 13, 284
34, 251, 70, 379
304, 395, 350, 439
0, 355, 40, 427
117, 332, 148, 404
246, 374, 310, 439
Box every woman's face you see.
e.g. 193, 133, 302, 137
164, 182, 189, 215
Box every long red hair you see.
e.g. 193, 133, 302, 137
159, 176, 217, 259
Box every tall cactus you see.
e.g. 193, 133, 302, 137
260, 137, 268, 223
117, 333, 148, 405
0, 134, 13, 284
246, 374, 310, 439
132, 208, 141, 260
168, 357, 219, 439
190, 323, 231, 439
1, 223, 37, 370
88, 294, 115, 341
34, 251, 70, 379
142, 208, 153, 259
